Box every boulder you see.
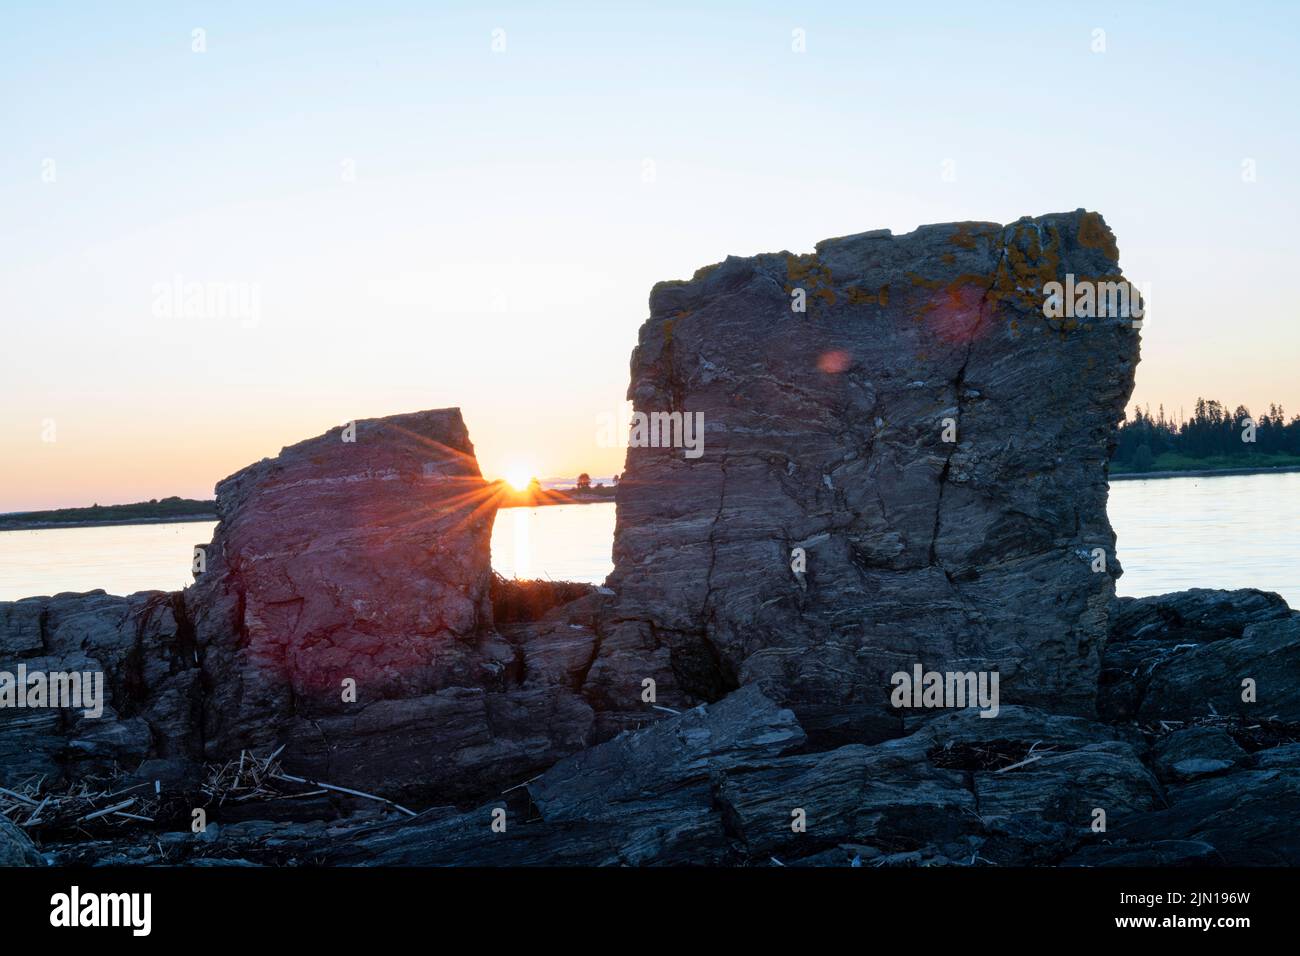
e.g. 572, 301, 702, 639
1149, 727, 1248, 782
1108, 769, 1300, 865
605, 211, 1140, 733
1110, 588, 1291, 644
187, 408, 495, 713
182, 408, 598, 801
1062, 840, 1221, 867
1100, 588, 1292, 720
0, 590, 195, 789
1138, 615, 1300, 723
0, 814, 43, 866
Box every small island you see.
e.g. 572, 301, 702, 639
0, 496, 218, 531
493, 473, 618, 508
1110, 398, 1300, 478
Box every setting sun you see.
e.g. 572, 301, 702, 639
503, 463, 535, 492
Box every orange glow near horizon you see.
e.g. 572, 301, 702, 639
502, 463, 537, 492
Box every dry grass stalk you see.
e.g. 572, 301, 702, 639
0, 774, 160, 832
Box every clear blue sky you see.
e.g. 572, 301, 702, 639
2, 1, 1297, 510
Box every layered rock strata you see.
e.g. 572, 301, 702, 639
602, 211, 1140, 734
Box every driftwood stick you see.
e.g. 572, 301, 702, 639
24, 795, 51, 825
271, 773, 416, 817
262, 789, 330, 802
79, 798, 135, 822
994, 754, 1045, 774
103, 783, 148, 800
500, 774, 542, 795
0, 786, 39, 806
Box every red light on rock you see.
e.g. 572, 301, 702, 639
818, 350, 852, 373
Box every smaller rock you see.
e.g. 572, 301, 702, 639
1255, 743, 1300, 769
1062, 840, 1221, 867
1139, 616, 1300, 723
1150, 727, 1247, 782
1111, 769, 1300, 865
529, 684, 806, 822
1110, 589, 1291, 645
1100, 589, 1292, 720
0, 814, 43, 866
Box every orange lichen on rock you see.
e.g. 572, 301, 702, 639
988, 221, 1063, 314
1077, 211, 1119, 262
692, 261, 723, 282
846, 284, 889, 307
784, 253, 837, 307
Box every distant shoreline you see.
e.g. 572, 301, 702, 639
0, 501, 622, 528
1110, 464, 1300, 482
0, 487, 619, 531
0, 513, 219, 532
4, 466, 1297, 529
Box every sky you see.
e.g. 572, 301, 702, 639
2, 1, 1297, 512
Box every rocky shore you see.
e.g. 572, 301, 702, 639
3, 211, 1296, 867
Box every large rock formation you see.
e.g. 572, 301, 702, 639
187, 408, 495, 706
8, 213, 1299, 870
0, 410, 599, 803
185, 409, 608, 802
600, 211, 1140, 735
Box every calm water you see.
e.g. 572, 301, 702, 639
1, 476, 1296, 606
0, 521, 219, 601
1108, 471, 1299, 604
489, 503, 616, 583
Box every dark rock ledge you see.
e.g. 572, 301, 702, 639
3, 212, 1297, 866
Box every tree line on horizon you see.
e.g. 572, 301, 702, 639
1114, 398, 1300, 470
